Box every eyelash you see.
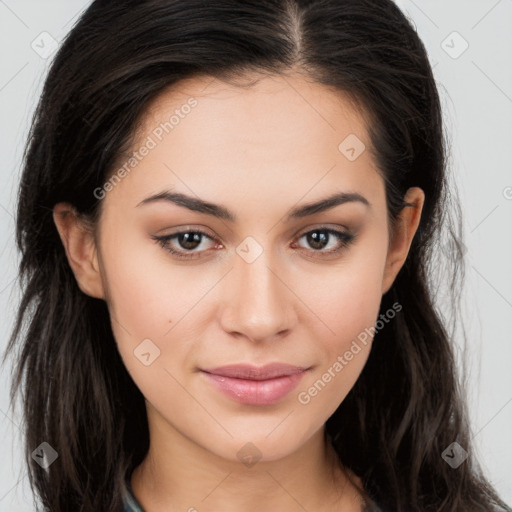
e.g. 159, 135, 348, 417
151, 227, 356, 260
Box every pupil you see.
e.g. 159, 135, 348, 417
179, 232, 201, 250
308, 230, 328, 250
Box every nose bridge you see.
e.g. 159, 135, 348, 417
219, 236, 294, 342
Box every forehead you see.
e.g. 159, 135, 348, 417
104, 72, 384, 215
136, 71, 371, 157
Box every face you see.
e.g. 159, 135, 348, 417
55, 71, 423, 463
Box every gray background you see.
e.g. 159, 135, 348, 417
1, 1, 511, 510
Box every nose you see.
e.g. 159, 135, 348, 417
218, 248, 297, 343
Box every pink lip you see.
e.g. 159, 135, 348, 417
200, 363, 309, 405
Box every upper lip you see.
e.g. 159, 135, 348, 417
201, 363, 309, 380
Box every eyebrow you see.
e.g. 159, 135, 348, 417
136, 190, 370, 222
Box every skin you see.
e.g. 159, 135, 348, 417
53, 71, 424, 512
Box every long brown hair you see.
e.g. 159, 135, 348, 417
2, 1, 510, 511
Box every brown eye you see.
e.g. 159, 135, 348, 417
152, 226, 356, 261
294, 228, 355, 257
175, 232, 203, 251
151, 230, 218, 259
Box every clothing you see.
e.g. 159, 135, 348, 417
123, 477, 145, 512
121, 477, 512, 512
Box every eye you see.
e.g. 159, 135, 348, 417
152, 226, 356, 260
151, 229, 219, 260
293, 228, 355, 258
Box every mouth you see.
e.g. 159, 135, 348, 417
200, 363, 310, 405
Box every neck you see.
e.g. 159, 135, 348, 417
130, 404, 366, 512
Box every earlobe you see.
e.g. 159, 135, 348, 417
381, 187, 425, 295
52, 203, 105, 299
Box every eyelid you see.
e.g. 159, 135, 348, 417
158, 224, 217, 238
294, 222, 351, 238
292, 227, 355, 254
150, 227, 220, 260
152, 224, 356, 260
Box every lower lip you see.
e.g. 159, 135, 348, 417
201, 370, 307, 405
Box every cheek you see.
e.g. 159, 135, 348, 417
99, 237, 209, 374
313, 270, 382, 333
302, 245, 386, 349
102, 234, 208, 331
295, 244, 386, 410
296, 282, 380, 420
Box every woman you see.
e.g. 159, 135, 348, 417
2, 1, 510, 511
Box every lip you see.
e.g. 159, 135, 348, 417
200, 363, 310, 405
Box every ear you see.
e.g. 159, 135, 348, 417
381, 187, 425, 295
53, 202, 105, 299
